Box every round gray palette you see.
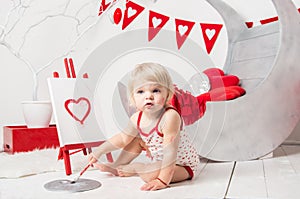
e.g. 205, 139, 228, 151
44, 178, 101, 192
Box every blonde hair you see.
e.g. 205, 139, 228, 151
128, 63, 175, 105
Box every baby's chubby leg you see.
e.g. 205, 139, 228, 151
94, 137, 146, 175
117, 161, 161, 180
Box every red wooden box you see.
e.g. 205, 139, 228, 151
3, 125, 59, 154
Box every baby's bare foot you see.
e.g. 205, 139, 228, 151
94, 163, 119, 176
117, 165, 137, 177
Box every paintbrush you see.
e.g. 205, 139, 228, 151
70, 164, 91, 183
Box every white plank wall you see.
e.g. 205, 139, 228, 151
282, 145, 300, 173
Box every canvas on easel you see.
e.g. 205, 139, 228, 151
47, 77, 113, 175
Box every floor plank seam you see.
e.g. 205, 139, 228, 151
224, 161, 236, 199
262, 159, 269, 198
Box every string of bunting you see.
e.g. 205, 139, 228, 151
98, 0, 300, 54
98, 0, 223, 54
245, 8, 300, 28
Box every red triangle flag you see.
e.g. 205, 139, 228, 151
200, 23, 223, 54
122, 1, 145, 30
175, 19, 195, 49
148, 11, 170, 42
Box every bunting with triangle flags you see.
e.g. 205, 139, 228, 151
99, 1, 300, 54
102, 0, 224, 54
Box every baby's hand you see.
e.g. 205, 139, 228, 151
88, 153, 98, 166
140, 178, 169, 191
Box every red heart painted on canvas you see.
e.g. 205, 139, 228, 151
64, 97, 91, 125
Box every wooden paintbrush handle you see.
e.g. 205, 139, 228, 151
79, 164, 90, 176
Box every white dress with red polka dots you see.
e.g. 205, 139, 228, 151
137, 107, 201, 179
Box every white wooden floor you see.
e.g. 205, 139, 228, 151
227, 145, 300, 198
1, 145, 300, 199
